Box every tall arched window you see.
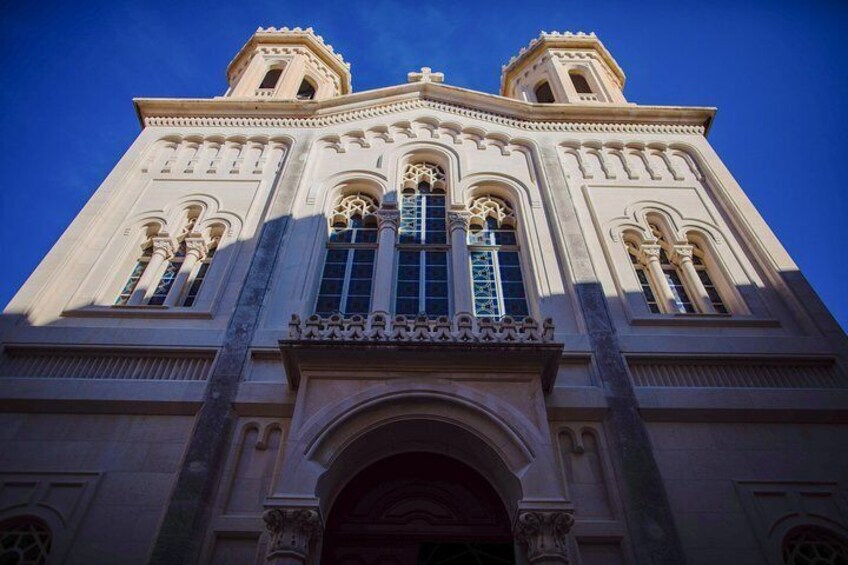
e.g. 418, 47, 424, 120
395, 162, 449, 316
147, 213, 200, 306
297, 78, 316, 100
534, 81, 555, 103
783, 526, 848, 565
0, 516, 51, 565
467, 196, 528, 319
570, 72, 593, 95
181, 226, 223, 307
692, 242, 727, 314
316, 193, 379, 315
625, 240, 660, 314
259, 68, 282, 90
116, 237, 153, 305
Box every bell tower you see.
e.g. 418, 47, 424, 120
501, 31, 627, 105
224, 26, 351, 101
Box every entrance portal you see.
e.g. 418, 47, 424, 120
320, 452, 516, 565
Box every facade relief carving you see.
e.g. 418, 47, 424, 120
514, 510, 575, 564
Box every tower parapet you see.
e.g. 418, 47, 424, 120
225, 26, 351, 101
501, 31, 627, 105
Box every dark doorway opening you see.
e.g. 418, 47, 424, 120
321, 452, 516, 565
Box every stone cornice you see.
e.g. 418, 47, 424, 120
134, 82, 715, 135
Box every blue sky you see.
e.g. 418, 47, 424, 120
1, 0, 846, 330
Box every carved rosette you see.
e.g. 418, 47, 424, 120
514, 510, 575, 564
263, 507, 323, 563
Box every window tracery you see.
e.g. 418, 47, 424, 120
316, 192, 379, 315
0, 517, 51, 565
783, 526, 848, 565
467, 195, 528, 319
396, 162, 449, 316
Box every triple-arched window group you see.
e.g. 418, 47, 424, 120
316, 162, 530, 319
116, 209, 223, 308
624, 222, 728, 315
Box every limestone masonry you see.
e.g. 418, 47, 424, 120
1, 26, 847, 565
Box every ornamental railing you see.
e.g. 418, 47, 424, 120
287, 313, 555, 344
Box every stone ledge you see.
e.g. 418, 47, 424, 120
0, 378, 206, 415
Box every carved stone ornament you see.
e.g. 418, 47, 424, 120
670, 244, 694, 264
287, 312, 554, 344
151, 236, 177, 257
184, 236, 209, 258
263, 507, 323, 563
375, 208, 401, 231
514, 510, 575, 564
636, 243, 661, 265
447, 211, 471, 233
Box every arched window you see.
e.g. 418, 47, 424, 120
316, 193, 379, 315
259, 68, 282, 90
181, 226, 223, 307
467, 196, 528, 319
625, 240, 660, 314
534, 81, 555, 104
147, 213, 199, 306
650, 224, 695, 313
692, 242, 727, 314
783, 526, 848, 565
116, 238, 153, 305
0, 516, 51, 565
570, 72, 593, 95
296, 78, 316, 101
396, 162, 449, 316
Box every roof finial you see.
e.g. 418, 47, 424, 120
407, 67, 444, 84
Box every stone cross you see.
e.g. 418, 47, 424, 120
407, 66, 444, 83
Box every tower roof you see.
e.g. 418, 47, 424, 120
500, 32, 626, 96
227, 27, 352, 94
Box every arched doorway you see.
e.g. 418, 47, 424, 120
320, 452, 516, 565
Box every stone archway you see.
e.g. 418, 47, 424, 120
320, 452, 516, 565
263, 380, 575, 564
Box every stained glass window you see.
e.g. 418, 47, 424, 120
316, 197, 378, 316
692, 244, 727, 314
468, 211, 528, 319
115, 245, 152, 305
395, 163, 450, 317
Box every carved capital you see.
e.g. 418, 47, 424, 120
670, 244, 694, 265
636, 243, 661, 266
263, 507, 322, 563
375, 208, 400, 232
151, 236, 176, 257
447, 211, 470, 233
514, 510, 575, 564
184, 236, 208, 258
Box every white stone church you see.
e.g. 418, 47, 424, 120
1, 26, 846, 565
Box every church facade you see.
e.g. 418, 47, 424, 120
1, 27, 847, 565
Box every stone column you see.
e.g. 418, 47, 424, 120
637, 244, 677, 313
671, 244, 715, 314
514, 510, 575, 564
163, 236, 207, 307
371, 208, 400, 314
128, 235, 174, 305
263, 507, 323, 565
448, 211, 473, 315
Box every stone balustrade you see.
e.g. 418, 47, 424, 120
286, 312, 555, 344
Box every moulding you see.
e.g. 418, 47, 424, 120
135, 87, 712, 135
